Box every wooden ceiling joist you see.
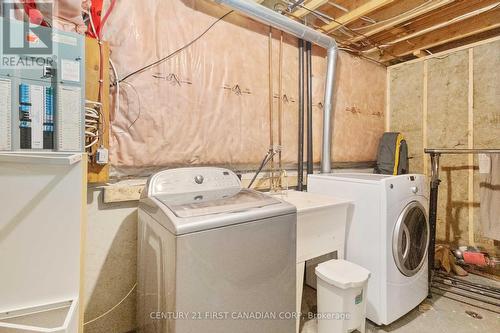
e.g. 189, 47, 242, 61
320, 0, 395, 33
345, 0, 454, 45
378, 8, 500, 62
360, 0, 500, 51
292, 0, 329, 18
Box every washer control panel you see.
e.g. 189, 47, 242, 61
149, 167, 241, 196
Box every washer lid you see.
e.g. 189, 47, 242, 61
155, 188, 280, 218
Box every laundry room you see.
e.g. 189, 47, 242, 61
0, 0, 498, 333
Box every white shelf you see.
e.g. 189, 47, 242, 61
0, 152, 83, 166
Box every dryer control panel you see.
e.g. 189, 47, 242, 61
148, 167, 242, 196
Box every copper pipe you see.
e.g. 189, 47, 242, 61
278, 32, 284, 189
268, 27, 275, 190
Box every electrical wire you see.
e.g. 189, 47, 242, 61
112, 81, 142, 134
374, 2, 500, 48
109, 58, 120, 122
85, 103, 102, 150
84, 283, 137, 326
281, 2, 403, 62
348, 0, 434, 31
118, 10, 234, 83
98, 0, 117, 39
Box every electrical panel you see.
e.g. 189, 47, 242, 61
0, 17, 85, 152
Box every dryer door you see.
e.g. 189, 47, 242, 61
392, 201, 429, 277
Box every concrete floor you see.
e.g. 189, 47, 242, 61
300, 276, 500, 333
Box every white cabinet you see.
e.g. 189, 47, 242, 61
0, 152, 86, 333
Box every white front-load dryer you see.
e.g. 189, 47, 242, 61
308, 173, 429, 325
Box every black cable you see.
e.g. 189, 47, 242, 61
113, 81, 142, 134
118, 10, 234, 83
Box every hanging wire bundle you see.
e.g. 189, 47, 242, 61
85, 100, 103, 154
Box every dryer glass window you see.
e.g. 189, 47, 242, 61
393, 201, 429, 277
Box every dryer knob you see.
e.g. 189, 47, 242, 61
411, 186, 419, 194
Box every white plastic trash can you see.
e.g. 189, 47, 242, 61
315, 259, 371, 333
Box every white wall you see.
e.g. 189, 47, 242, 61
84, 187, 138, 333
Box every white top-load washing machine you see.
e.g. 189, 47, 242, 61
308, 174, 429, 325
137, 167, 297, 333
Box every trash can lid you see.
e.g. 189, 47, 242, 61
315, 259, 371, 289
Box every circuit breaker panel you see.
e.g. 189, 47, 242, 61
0, 17, 85, 152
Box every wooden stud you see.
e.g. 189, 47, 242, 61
378, 9, 500, 61
292, 0, 329, 18
422, 60, 428, 176
321, 0, 395, 33
385, 68, 391, 132
468, 48, 475, 246
86, 37, 110, 183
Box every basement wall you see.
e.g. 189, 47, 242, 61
103, 0, 386, 177
388, 37, 500, 253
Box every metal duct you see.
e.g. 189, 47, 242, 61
216, 0, 338, 173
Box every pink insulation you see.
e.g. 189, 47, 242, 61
101, 0, 386, 176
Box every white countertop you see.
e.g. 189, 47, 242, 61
271, 190, 351, 212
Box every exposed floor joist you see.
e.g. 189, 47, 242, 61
260, 0, 500, 65
345, 0, 454, 45
360, 0, 500, 52
292, 0, 329, 18
377, 8, 500, 62
320, 0, 395, 33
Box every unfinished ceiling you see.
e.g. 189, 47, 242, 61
262, 0, 500, 65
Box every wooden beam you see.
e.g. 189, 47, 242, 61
321, 0, 395, 33
467, 48, 474, 246
379, 9, 500, 61
362, 0, 500, 51
292, 0, 329, 18
413, 49, 427, 58
86, 37, 110, 183
346, 0, 454, 44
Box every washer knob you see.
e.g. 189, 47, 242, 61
194, 175, 204, 184
411, 186, 419, 194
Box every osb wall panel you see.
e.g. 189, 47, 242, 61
427, 51, 470, 246
104, 0, 386, 177
389, 62, 424, 173
473, 40, 500, 245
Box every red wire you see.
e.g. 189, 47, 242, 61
97, 0, 116, 39
95, 0, 117, 102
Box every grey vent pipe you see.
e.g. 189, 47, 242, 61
216, 0, 338, 173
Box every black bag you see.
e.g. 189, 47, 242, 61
374, 132, 409, 175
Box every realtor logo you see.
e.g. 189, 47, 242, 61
2, 0, 53, 55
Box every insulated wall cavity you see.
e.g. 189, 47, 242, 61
427, 50, 470, 246
104, 0, 386, 177
387, 37, 500, 251
389, 62, 424, 173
